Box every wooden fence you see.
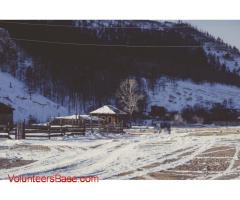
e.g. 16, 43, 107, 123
0, 121, 124, 140
0, 122, 86, 140
98, 123, 124, 133
0, 124, 12, 139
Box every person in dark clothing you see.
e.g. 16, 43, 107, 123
160, 122, 171, 134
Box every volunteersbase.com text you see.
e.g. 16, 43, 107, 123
8, 174, 99, 183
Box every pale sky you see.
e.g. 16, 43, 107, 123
184, 20, 240, 50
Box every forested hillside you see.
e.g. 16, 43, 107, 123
1, 20, 240, 118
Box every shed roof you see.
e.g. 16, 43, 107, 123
90, 105, 127, 115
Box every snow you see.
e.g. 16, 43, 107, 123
0, 71, 67, 122
55, 114, 80, 120
143, 77, 240, 111
203, 42, 240, 74
1, 127, 240, 180
90, 105, 126, 115
55, 114, 101, 121
79, 115, 102, 121
73, 20, 175, 33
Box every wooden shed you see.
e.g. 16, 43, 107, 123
90, 105, 128, 127
0, 102, 14, 126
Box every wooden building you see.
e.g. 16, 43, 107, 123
0, 102, 14, 126
90, 105, 128, 127
50, 114, 101, 127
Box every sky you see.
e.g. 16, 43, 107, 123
185, 20, 240, 50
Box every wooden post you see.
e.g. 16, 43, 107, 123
22, 120, 25, 139
48, 123, 51, 139
7, 123, 11, 139
15, 121, 25, 140
83, 121, 86, 135
121, 120, 123, 133
60, 119, 63, 136
90, 117, 93, 134
15, 124, 18, 140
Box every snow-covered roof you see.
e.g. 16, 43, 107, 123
55, 114, 78, 119
90, 105, 127, 115
54, 114, 101, 121
79, 115, 102, 121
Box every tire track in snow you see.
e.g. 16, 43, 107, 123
118, 137, 216, 179
0, 139, 114, 178
210, 146, 240, 180
2, 129, 240, 180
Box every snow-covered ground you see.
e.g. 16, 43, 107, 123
143, 77, 240, 111
0, 71, 67, 122
1, 127, 240, 180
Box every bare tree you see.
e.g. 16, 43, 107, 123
116, 78, 145, 117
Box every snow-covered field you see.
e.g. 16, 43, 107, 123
1, 127, 240, 180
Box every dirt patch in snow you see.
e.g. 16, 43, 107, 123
202, 146, 232, 153
116, 170, 134, 177
191, 129, 240, 136
0, 158, 36, 169
198, 146, 235, 158
172, 158, 230, 171
134, 171, 198, 180
233, 160, 240, 169
131, 176, 148, 180
10, 144, 50, 152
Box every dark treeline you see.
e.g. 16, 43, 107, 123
1, 20, 240, 111
150, 101, 239, 123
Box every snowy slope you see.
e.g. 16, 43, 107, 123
190, 27, 240, 74
203, 42, 240, 74
0, 71, 67, 122
143, 77, 240, 111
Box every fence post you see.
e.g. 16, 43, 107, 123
15, 124, 18, 140
107, 124, 109, 134
60, 120, 64, 136
7, 123, 11, 139
121, 121, 123, 133
48, 123, 51, 139
15, 121, 25, 140
22, 120, 25, 139
90, 117, 93, 134
83, 121, 86, 135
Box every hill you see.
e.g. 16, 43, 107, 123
1, 20, 240, 121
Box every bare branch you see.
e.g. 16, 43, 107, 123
116, 78, 144, 116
